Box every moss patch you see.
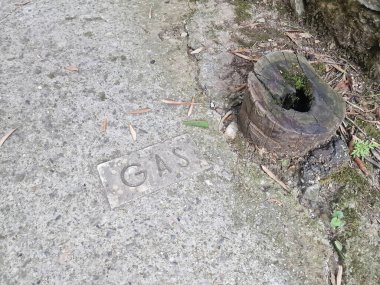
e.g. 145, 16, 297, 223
310, 62, 326, 77
322, 166, 380, 248
234, 26, 285, 47
233, 0, 252, 23
355, 118, 380, 142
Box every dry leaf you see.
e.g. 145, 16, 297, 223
65, 65, 79, 72
335, 74, 353, 92
336, 265, 343, 285
0, 128, 17, 147
261, 165, 290, 193
187, 97, 195, 117
129, 123, 137, 142
190, 47, 203, 54
161, 99, 193, 106
128, 108, 151, 115
101, 118, 108, 133
354, 157, 369, 176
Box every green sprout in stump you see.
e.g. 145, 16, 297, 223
281, 67, 314, 113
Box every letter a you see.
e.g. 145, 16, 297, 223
155, 154, 172, 177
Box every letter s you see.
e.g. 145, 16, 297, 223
172, 147, 190, 167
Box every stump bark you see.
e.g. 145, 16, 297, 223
238, 51, 345, 157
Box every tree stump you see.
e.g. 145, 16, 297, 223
238, 51, 345, 157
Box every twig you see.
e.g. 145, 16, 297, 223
344, 99, 365, 112
219, 110, 233, 131
364, 156, 380, 169
128, 108, 151, 115
0, 128, 17, 147
261, 165, 290, 194
345, 117, 367, 136
161, 99, 200, 106
187, 97, 195, 117
336, 265, 343, 285
0, 1, 31, 24
357, 117, 380, 125
231, 52, 258, 61
101, 118, 108, 133
331, 64, 346, 74
149, 5, 153, 19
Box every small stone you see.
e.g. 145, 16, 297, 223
180, 32, 188, 38
224, 121, 238, 140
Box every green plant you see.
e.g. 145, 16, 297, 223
351, 139, 379, 159
331, 210, 345, 229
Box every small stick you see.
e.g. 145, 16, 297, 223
336, 265, 343, 285
129, 123, 137, 142
187, 96, 195, 117
128, 108, 151, 115
101, 118, 108, 133
0, 128, 17, 147
364, 156, 380, 169
219, 110, 233, 131
345, 117, 367, 136
149, 5, 152, 19
344, 99, 365, 112
261, 165, 290, 194
161, 99, 200, 106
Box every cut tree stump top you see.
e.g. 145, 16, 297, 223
238, 51, 346, 156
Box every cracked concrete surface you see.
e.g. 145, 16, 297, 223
1, 0, 334, 284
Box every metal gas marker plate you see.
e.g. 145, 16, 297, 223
97, 134, 211, 209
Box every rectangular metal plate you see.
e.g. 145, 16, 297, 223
97, 134, 210, 209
